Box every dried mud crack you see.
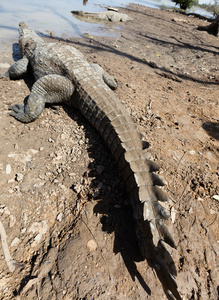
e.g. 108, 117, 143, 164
0, 4, 218, 300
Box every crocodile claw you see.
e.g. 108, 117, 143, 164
9, 104, 24, 113
8, 104, 29, 122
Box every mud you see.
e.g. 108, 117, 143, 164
0, 4, 218, 299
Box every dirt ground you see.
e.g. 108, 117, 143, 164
0, 4, 218, 300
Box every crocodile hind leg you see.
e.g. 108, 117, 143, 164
90, 63, 117, 90
9, 74, 75, 123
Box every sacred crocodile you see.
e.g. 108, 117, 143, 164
4, 22, 182, 300
71, 10, 133, 23
71, 10, 132, 23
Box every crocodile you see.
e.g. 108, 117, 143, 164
5, 22, 181, 300
71, 10, 133, 23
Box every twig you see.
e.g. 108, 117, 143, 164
0, 218, 16, 272
206, 214, 218, 227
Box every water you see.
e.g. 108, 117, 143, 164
0, 0, 213, 41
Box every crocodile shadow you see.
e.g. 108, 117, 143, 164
202, 122, 219, 140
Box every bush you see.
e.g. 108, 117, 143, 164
199, 0, 219, 17
172, 0, 197, 10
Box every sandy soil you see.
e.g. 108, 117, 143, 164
0, 4, 218, 299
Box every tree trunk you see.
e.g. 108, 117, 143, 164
197, 15, 219, 36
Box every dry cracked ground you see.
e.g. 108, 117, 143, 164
0, 4, 218, 300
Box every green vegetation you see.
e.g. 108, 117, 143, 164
172, 0, 198, 10
197, 0, 219, 16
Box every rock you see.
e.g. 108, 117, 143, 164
28, 220, 48, 235
60, 133, 66, 140
11, 237, 21, 247
20, 227, 26, 234
6, 164, 11, 175
213, 195, 219, 201
56, 212, 63, 222
87, 239, 97, 251
8, 215, 16, 228
28, 149, 38, 155
172, 18, 188, 23
33, 181, 45, 188
189, 150, 196, 155
107, 7, 118, 12
23, 213, 28, 223
34, 233, 42, 244
0, 205, 10, 215
73, 183, 83, 194
15, 173, 24, 182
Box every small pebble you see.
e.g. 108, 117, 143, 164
6, 164, 11, 174
189, 150, 196, 155
8, 215, 16, 228
11, 237, 21, 247
15, 173, 24, 182
56, 212, 63, 222
34, 233, 42, 244
29, 149, 38, 155
33, 182, 45, 188
87, 239, 97, 252
23, 212, 27, 223
20, 227, 26, 233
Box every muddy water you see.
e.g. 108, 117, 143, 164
0, 0, 213, 42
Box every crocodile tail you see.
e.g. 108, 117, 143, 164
75, 68, 179, 294
118, 148, 176, 250
99, 112, 177, 252
119, 148, 180, 298
100, 113, 179, 297
77, 82, 176, 253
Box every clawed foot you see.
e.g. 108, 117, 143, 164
9, 104, 24, 114
9, 104, 25, 119
8, 104, 28, 122
8, 103, 37, 123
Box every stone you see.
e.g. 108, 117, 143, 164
87, 239, 97, 251
8, 215, 16, 228
15, 173, 24, 182
56, 212, 63, 222
28, 220, 48, 235
11, 237, 21, 247
6, 164, 11, 175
